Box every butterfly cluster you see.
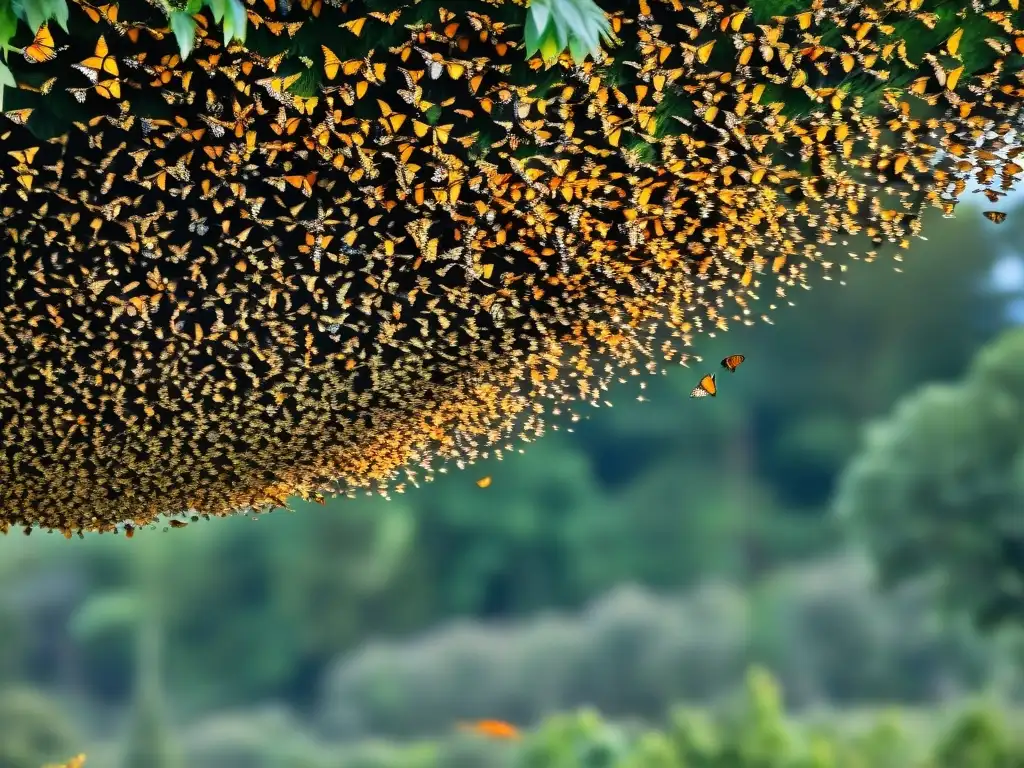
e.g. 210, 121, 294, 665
1, 0, 1023, 534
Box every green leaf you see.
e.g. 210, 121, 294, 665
9, 0, 25, 23
0, 59, 14, 88
562, 0, 603, 58
0, 1, 18, 49
204, 0, 226, 24
524, 9, 544, 57
185, 0, 203, 13
538, 28, 561, 64
568, 32, 586, 63
527, 0, 551, 42
224, 0, 246, 44
577, 0, 610, 48
558, 4, 594, 60
169, 10, 197, 59
21, 0, 48, 33
13, 0, 69, 33
547, 8, 569, 61
48, 0, 68, 32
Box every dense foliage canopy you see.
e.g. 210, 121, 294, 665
1, 0, 1023, 531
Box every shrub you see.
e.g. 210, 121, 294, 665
320, 562, 1001, 740
182, 705, 330, 768
0, 687, 79, 768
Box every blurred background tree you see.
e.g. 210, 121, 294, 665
837, 328, 1024, 631
0, 687, 79, 768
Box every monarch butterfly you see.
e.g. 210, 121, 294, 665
80, 36, 119, 78
82, 1, 118, 23
271, 116, 302, 136
377, 101, 406, 134
23, 23, 64, 63
5, 108, 33, 125
690, 373, 716, 398
322, 46, 342, 80
8, 147, 39, 165
341, 17, 366, 36
721, 354, 745, 372
95, 79, 122, 99
457, 720, 520, 739
984, 211, 1008, 224
445, 60, 466, 79
285, 172, 317, 196
293, 96, 318, 115
369, 9, 401, 24
264, 20, 303, 36
412, 120, 452, 145
475, 476, 492, 488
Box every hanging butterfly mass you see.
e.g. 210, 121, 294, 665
1, 0, 1024, 534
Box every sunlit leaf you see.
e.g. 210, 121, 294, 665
169, 10, 197, 59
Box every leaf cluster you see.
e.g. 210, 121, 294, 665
524, 0, 610, 65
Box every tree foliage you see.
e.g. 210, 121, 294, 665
838, 327, 1024, 629
0, 0, 609, 96
0, 687, 79, 768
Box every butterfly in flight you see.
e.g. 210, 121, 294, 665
690, 373, 716, 398
476, 476, 492, 488
721, 354, 745, 372
984, 211, 1007, 224
23, 23, 66, 63
458, 720, 520, 739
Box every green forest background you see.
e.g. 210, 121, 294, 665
4, 199, 1024, 767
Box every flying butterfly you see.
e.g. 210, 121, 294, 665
984, 211, 1008, 224
690, 373, 717, 398
341, 17, 367, 36
79, 36, 120, 78
721, 354, 745, 372
23, 23, 65, 63
82, 2, 119, 24
19, 76, 57, 94
293, 96, 318, 115
412, 120, 452, 145
322, 45, 342, 80
457, 720, 520, 739
94, 79, 122, 99
475, 476, 492, 488
369, 9, 401, 24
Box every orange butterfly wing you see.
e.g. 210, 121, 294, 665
690, 373, 716, 398
23, 24, 58, 63
721, 354, 745, 372
458, 720, 520, 739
